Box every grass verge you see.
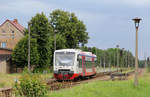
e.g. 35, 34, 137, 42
48, 71, 150, 97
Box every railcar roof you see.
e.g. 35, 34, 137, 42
55, 49, 96, 57
55, 49, 81, 52
79, 51, 96, 57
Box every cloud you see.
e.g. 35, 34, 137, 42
0, 0, 149, 58
0, 0, 62, 26
0, 0, 58, 15
98, 0, 150, 6
72, 0, 150, 7
123, 0, 150, 6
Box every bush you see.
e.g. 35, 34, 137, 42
14, 70, 48, 97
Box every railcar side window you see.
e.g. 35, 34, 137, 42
77, 55, 97, 68
85, 61, 89, 68
85, 56, 93, 68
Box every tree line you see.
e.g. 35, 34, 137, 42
81, 46, 135, 68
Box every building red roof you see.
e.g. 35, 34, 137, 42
0, 19, 24, 33
10, 19, 24, 32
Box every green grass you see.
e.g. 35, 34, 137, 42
1, 70, 150, 97
48, 71, 150, 97
147, 66, 150, 72
0, 73, 20, 88
0, 73, 52, 88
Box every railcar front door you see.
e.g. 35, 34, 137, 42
82, 56, 86, 76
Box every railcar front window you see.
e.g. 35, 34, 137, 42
55, 52, 75, 66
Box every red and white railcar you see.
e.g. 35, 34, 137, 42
53, 49, 97, 80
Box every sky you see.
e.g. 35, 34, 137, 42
0, 0, 150, 59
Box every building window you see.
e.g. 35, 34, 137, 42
11, 30, 15, 39
1, 42, 7, 48
2, 29, 5, 33
12, 34, 15, 39
12, 30, 14, 33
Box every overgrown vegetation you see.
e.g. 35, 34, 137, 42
14, 69, 48, 97
0, 73, 20, 88
48, 71, 150, 97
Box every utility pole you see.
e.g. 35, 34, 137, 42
135, 24, 139, 86
144, 52, 147, 68
99, 57, 102, 71
100, 57, 102, 71
104, 50, 106, 72
116, 45, 119, 71
114, 52, 115, 67
109, 53, 111, 71
132, 17, 142, 87
147, 57, 150, 67
99, 57, 101, 67
54, 30, 56, 51
126, 52, 127, 68
28, 22, 31, 71
128, 50, 130, 69
96, 48, 98, 66
100, 57, 102, 68
122, 48, 124, 68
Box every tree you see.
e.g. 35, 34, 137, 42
12, 35, 39, 68
81, 46, 89, 52
49, 34, 66, 51
49, 9, 89, 48
29, 12, 52, 67
49, 34, 67, 64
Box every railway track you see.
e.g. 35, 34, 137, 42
46, 68, 140, 91
47, 70, 119, 91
